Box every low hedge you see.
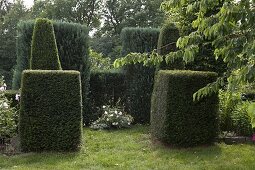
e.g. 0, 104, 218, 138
85, 70, 126, 124
19, 70, 82, 152
151, 70, 219, 147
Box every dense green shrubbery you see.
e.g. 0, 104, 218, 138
0, 93, 18, 139
0, 76, 18, 138
30, 18, 61, 70
151, 70, 218, 147
1, 90, 20, 108
90, 105, 133, 130
86, 70, 126, 124
90, 49, 112, 71
157, 22, 183, 70
219, 90, 253, 136
19, 70, 82, 152
12, 20, 89, 120
121, 27, 159, 124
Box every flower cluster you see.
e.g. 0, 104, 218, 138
90, 105, 134, 130
0, 76, 18, 138
0, 76, 7, 91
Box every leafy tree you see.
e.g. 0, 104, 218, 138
0, 0, 28, 87
101, 0, 165, 35
160, 0, 255, 99
89, 49, 113, 71
0, 0, 12, 22
31, 0, 101, 28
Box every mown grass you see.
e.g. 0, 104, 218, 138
0, 125, 255, 170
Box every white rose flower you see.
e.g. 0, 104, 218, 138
114, 110, 118, 114
15, 94, 20, 101
110, 114, 113, 117
119, 112, 122, 115
104, 111, 108, 114
102, 105, 106, 108
0, 86, 4, 91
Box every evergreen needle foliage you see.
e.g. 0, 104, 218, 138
30, 18, 62, 70
151, 70, 219, 147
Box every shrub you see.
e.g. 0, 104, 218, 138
30, 18, 62, 70
1, 90, 20, 108
157, 22, 183, 70
19, 70, 82, 152
232, 102, 253, 136
90, 105, 133, 130
121, 27, 159, 124
86, 70, 126, 124
0, 76, 17, 138
0, 93, 18, 139
90, 49, 112, 71
219, 90, 253, 136
151, 70, 219, 147
12, 20, 89, 121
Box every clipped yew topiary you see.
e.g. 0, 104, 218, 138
157, 23, 183, 69
151, 70, 219, 147
30, 18, 62, 70
19, 70, 82, 152
12, 20, 89, 122
121, 27, 159, 124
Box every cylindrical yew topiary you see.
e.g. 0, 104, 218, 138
151, 70, 219, 147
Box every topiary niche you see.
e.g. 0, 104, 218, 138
30, 18, 62, 70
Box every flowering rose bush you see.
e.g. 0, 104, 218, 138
0, 76, 18, 138
90, 105, 134, 130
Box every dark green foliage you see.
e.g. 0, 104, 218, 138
30, 18, 62, 70
86, 70, 126, 124
1, 90, 20, 108
121, 27, 160, 55
125, 65, 155, 123
121, 27, 159, 123
12, 20, 89, 121
157, 22, 183, 70
219, 91, 253, 136
232, 105, 253, 136
151, 70, 219, 147
19, 70, 82, 152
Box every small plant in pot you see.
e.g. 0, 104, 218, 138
90, 105, 134, 130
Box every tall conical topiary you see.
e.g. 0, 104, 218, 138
30, 18, 62, 70
157, 22, 183, 70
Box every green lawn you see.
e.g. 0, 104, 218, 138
0, 125, 255, 170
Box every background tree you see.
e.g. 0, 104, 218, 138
101, 0, 164, 35
31, 0, 101, 28
0, 0, 28, 87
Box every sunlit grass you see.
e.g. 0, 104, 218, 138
0, 125, 255, 170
